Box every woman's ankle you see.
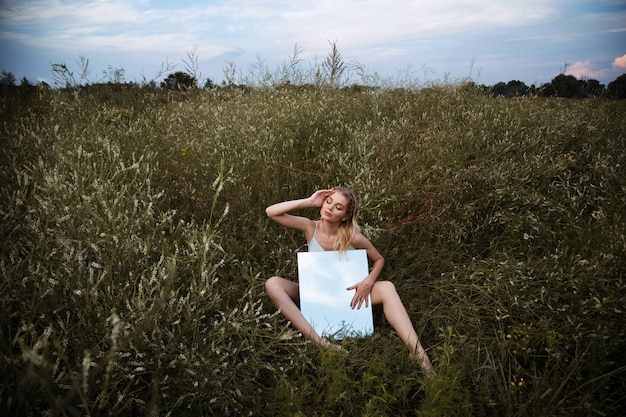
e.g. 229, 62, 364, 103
410, 350, 434, 378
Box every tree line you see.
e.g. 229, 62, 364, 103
484, 73, 626, 99
1, 67, 625, 99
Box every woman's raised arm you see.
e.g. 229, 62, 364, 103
265, 189, 334, 231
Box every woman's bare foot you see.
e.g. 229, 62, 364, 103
410, 351, 434, 378
320, 337, 347, 354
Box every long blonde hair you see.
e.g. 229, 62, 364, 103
332, 186, 360, 253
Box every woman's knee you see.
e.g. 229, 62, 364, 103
372, 280, 399, 304
265, 276, 299, 304
265, 276, 283, 294
377, 280, 397, 294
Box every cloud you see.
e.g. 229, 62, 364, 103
269, 0, 558, 52
566, 60, 608, 80
612, 54, 626, 70
561, 54, 626, 83
1, 0, 560, 60
1, 0, 226, 54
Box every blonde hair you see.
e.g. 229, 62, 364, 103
332, 186, 360, 254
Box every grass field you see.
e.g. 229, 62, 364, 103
1, 83, 625, 416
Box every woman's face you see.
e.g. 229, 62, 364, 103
321, 192, 350, 223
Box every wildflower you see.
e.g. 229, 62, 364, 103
510, 376, 525, 389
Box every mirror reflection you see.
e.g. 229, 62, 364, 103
297, 249, 374, 339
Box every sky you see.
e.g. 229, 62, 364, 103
1, 0, 625, 87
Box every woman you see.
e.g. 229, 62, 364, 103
265, 187, 433, 376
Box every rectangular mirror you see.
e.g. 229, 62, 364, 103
297, 249, 374, 339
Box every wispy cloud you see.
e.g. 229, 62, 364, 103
2, 0, 560, 54
268, 1, 559, 51
1, 0, 224, 52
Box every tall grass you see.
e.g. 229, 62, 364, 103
1, 84, 625, 416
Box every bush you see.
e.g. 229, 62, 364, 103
607, 73, 626, 99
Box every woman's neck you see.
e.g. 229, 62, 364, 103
318, 218, 341, 237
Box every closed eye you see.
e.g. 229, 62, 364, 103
326, 197, 345, 211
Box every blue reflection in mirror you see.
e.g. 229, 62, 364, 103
297, 249, 374, 339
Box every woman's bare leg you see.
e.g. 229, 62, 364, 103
265, 276, 330, 347
371, 281, 434, 376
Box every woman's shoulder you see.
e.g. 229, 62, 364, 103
351, 231, 384, 262
351, 230, 373, 248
